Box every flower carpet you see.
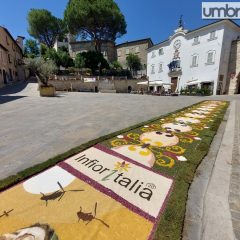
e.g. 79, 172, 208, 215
0, 101, 228, 240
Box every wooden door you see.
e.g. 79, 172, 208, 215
171, 77, 178, 92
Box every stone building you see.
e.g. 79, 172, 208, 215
0, 26, 25, 88
116, 38, 153, 76
68, 40, 117, 63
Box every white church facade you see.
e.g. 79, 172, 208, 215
147, 19, 240, 95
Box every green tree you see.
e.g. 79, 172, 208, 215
126, 53, 142, 75
110, 60, 122, 71
75, 53, 86, 69
40, 43, 48, 56
44, 48, 60, 66
25, 57, 57, 86
43, 48, 73, 68
28, 9, 66, 48
24, 39, 39, 58
57, 49, 74, 68
76, 51, 109, 74
64, 0, 127, 52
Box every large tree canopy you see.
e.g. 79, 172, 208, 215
64, 0, 127, 52
28, 9, 66, 48
74, 51, 109, 73
43, 48, 73, 68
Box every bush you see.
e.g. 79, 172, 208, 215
180, 86, 212, 96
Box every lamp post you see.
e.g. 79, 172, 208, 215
98, 62, 101, 80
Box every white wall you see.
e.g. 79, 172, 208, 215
147, 21, 240, 95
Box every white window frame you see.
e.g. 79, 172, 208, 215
151, 51, 156, 58
135, 46, 140, 53
158, 63, 163, 73
125, 48, 129, 55
191, 54, 199, 67
151, 64, 155, 74
206, 50, 216, 65
159, 48, 164, 55
193, 36, 200, 45
117, 50, 121, 57
209, 31, 217, 41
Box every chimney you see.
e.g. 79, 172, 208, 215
16, 36, 25, 50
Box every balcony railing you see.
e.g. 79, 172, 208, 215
168, 60, 182, 76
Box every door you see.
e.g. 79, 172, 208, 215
171, 77, 178, 92
237, 75, 240, 94
3, 70, 7, 84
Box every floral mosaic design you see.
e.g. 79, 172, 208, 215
0, 100, 228, 240
105, 101, 227, 170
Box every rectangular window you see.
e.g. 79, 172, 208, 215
193, 36, 200, 45
159, 48, 164, 55
159, 63, 163, 72
8, 54, 12, 63
152, 51, 156, 58
118, 50, 121, 57
125, 48, 129, 55
209, 31, 217, 40
192, 55, 198, 67
207, 52, 214, 64
151, 64, 155, 74
135, 46, 140, 53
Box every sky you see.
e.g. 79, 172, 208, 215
1, 0, 240, 45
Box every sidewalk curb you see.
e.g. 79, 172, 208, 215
183, 101, 235, 240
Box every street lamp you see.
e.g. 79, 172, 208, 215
98, 62, 101, 80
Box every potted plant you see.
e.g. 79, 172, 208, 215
25, 57, 57, 97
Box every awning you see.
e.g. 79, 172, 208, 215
84, 78, 96, 83
137, 81, 148, 85
186, 80, 201, 85
186, 80, 214, 86
137, 81, 172, 86
149, 80, 163, 86
201, 80, 214, 83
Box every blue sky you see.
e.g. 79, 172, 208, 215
1, 0, 240, 45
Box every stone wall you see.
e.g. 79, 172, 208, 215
49, 77, 148, 93
69, 41, 117, 63
227, 40, 240, 95
116, 40, 153, 77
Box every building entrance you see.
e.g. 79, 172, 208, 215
171, 77, 178, 92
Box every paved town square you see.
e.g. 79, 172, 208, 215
0, 83, 204, 179
1, 0, 240, 239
